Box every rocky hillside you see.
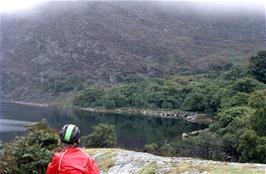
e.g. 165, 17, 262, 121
0, 1, 265, 101
86, 148, 266, 174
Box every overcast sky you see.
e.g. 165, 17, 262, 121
0, 0, 265, 13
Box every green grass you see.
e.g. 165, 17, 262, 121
209, 165, 265, 174
85, 148, 116, 173
170, 161, 265, 174
136, 164, 157, 174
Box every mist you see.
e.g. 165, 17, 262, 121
0, 0, 265, 15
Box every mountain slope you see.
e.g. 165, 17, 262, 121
0, 1, 265, 101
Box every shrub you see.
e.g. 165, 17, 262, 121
144, 143, 158, 154
0, 120, 59, 174
83, 123, 117, 148
249, 50, 266, 83
158, 142, 176, 156
238, 129, 266, 163
176, 132, 225, 160
143, 142, 175, 157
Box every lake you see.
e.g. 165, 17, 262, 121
0, 102, 206, 149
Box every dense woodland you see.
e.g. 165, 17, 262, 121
73, 51, 266, 162
73, 51, 266, 115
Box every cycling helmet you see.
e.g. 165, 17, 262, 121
60, 124, 81, 144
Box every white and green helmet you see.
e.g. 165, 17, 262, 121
60, 124, 81, 144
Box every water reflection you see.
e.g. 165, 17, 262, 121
0, 118, 32, 126
0, 119, 31, 134
0, 125, 26, 132
0, 102, 206, 148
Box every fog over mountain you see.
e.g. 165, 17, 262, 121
0, 1, 265, 101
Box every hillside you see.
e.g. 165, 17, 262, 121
0, 1, 265, 101
87, 148, 266, 174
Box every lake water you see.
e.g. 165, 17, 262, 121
0, 102, 206, 148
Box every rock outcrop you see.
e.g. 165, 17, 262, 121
86, 148, 266, 174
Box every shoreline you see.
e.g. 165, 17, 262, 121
1, 100, 49, 107
2, 100, 211, 124
78, 107, 211, 124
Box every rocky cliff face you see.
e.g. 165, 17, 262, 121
86, 148, 266, 174
0, 1, 265, 101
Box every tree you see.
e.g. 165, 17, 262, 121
211, 106, 252, 135
182, 89, 205, 111
83, 123, 117, 148
105, 88, 128, 107
249, 51, 266, 83
208, 63, 224, 77
73, 87, 104, 107
238, 129, 266, 163
220, 133, 240, 161
221, 92, 249, 108
145, 84, 164, 108
222, 65, 246, 81
182, 84, 221, 115
101, 98, 116, 109
161, 101, 173, 108
203, 92, 221, 116
249, 90, 266, 136
210, 106, 253, 160
231, 77, 259, 93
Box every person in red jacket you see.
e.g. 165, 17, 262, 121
46, 124, 100, 174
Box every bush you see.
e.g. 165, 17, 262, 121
144, 143, 158, 154
249, 51, 266, 83
158, 142, 176, 156
83, 123, 117, 148
238, 129, 266, 163
143, 142, 175, 157
0, 120, 59, 174
176, 132, 225, 160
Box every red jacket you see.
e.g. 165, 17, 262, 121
46, 147, 100, 174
